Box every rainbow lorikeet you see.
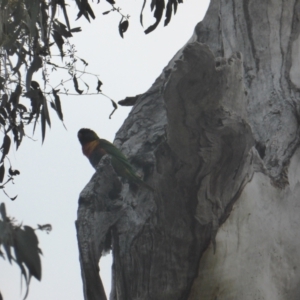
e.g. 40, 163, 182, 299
78, 128, 153, 191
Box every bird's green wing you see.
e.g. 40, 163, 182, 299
99, 139, 134, 171
100, 139, 154, 191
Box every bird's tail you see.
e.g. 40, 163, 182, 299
136, 178, 154, 191
129, 173, 154, 192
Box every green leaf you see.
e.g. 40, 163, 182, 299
164, 0, 172, 26
42, 97, 51, 127
0, 208, 14, 263
53, 20, 72, 38
76, 0, 95, 21
3, 242, 13, 263
14, 226, 42, 281
41, 106, 46, 144
9, 84, 22, 108
0, 94, 8, 108
33, 108, 40, 133
73, 75, 83, 94
0, 108, 7, 119
0, 203, 6, 220
79, 58, 88, 66
24, 0, 39, 36
0, 164, 4, 183
0, 115, 6, 126
57, 0, 71, 31
17, 122, 25, 148
37, 224, 52, 234
109, 100, 118, 119
145, 0, 165, 34
9, 167, 20, 176
96, 79, 102, 92
12, 125, 23, 149
40, 0, 49, 44
52, 89, 63, 121
1, 135, 11, 163
140, 0, 147, 26
70, 27, 82, 33
119, 19, 129, 38
0, 77, 5, 91
52, 30, 64, 59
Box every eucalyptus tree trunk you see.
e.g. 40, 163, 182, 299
76, 1, 300, 299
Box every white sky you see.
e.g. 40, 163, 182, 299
0, 1, 209, 299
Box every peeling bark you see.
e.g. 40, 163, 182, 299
76, 1, 300, 299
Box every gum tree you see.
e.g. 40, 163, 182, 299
77, 1, 300, 299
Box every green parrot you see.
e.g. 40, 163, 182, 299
77, 128, 153, 191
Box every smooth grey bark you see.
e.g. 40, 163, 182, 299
76, 1, 300, 299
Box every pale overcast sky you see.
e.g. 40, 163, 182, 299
0, 1, 209, 299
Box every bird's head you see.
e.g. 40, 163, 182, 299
78, 128, 99, 145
